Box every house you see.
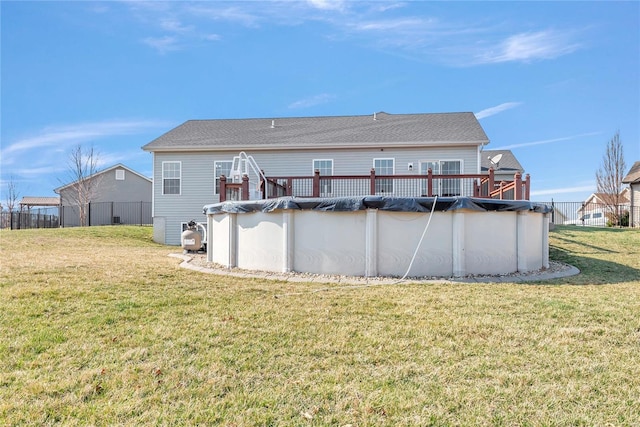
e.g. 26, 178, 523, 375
142, 111, 529, 245
480, 150, 524, 182
54, 163, 152, 227
567, 189, 631, 227
622, 160, 640, 227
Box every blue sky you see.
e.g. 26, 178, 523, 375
1, 0, 639, 203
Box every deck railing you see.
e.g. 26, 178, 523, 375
219, 168, 530, 202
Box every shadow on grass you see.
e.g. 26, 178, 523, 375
548, 245, 640, 285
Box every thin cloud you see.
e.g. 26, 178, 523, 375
121, 2, 585, 65
475, 102, 522, 120
288, 93, 336, 109
2, 120, 170, 158
492, 132, 601, 150
142, 36, 180, 54
307, 0, 347, 12
475, 30, 581, 65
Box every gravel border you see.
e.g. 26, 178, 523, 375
169, 253, 580, 284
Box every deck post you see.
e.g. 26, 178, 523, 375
524, 174, 531, 200
287, 178, 293, 196
370, 168, 376, 195
514, 172, 522, 200
427, 168, 433, 197
313, 170, 320, 198
241, 174, 250, 200
220, 175, 227, 202
488, 168, 495, 195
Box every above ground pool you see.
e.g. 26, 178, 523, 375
203, 196, 552, 278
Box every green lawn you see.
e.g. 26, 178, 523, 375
1, 225, 639, 426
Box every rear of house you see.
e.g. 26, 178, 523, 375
142, 112, 493, 245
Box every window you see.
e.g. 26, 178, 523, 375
313, 159, 333, 194
374, 158, 394, 194
115, 169, 125, 180
419, 160, 462, 196
441, 160, 462, 196
420, 161, 439, 195
214, 161, 233, 195
162, 161, 181, 195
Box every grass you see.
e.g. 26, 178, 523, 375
1, 225, 639, 426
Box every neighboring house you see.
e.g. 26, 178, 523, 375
480, 150, 524, 183
622, 160, 640, 227
567, 189, 631, 227
54, 163, 152, 227
141, 111, 517, 245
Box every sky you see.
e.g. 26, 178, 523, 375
1, 0, 639, 204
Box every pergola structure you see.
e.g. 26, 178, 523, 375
19, 196, 61, 210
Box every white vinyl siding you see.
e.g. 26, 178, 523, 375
214, 160, 233, 195
162, 161, 181, 195
151, 147, 479, 244
374, 158, 394, 195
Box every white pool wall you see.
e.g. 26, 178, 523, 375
206, 206, 549, 278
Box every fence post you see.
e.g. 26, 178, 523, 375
220, 175, 227, 202
88, 202, 91, 227
241, 174, 250, 200
313, 170, 320, 197
370, 168, 376, 195
427, 168, 433, 197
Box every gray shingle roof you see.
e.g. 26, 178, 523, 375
19, 196, 60, 207
142, 112, 489, 152
481, 150, 524, 173
622, 161, 640, 184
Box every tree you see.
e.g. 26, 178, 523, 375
62, 144, 101, 226
595, 131, 626, 226
4, 176, 20, 213
3, 176, 20, 229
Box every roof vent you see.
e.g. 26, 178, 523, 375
270, 120, 275, 129
373, 112, 377, 120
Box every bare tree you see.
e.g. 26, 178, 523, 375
595, 131, 626, 226
62, 144, 101, 226
2, 176, 20, 229
4, 176, 20, 213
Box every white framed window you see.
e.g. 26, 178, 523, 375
214, 160, 233, 195
313, 159, 333, 194
419, 160, 463, 196
115, 169, 125, 180
162, 161, 181, 195
374, 158, 394, 194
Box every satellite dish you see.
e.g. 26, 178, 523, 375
488, 153, 503, 169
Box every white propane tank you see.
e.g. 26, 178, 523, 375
181, 221, 202, 252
